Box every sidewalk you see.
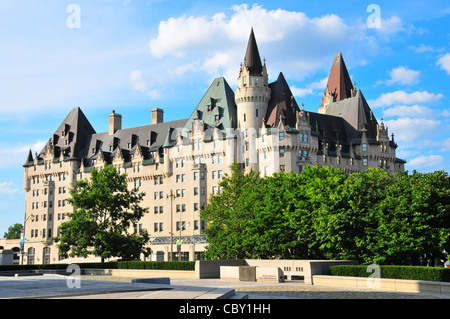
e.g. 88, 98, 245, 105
1, 274, 450, 299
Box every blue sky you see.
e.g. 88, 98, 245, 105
0, 0, 449, 235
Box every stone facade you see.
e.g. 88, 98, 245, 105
20, 29, 405, 265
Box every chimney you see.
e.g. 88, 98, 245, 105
109, 110, 122, 135
152, 108, 164, 124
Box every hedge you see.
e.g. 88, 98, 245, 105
0, 261, 195, 272
329, 265, 450, 282
117, 261, 195, 271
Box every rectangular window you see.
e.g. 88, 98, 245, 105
279, 147, 285, 157
363, 158, 368, 166
279, 132, 284, 141
362, 143, 367, 152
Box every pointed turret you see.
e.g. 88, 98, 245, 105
319, 52, 354, 114
23, 149, 34, 167
325, 52, 353, 102
244, 28, 263, 75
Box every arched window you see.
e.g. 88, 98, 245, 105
43, 247, 51, 265
27, 247, 35, 265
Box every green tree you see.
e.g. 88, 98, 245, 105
54, 165, 151, 262
201, 162, 260, 259
376, 170, 450, 265
3, 223, 23, 239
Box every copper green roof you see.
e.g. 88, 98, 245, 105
183, 77, 237, 133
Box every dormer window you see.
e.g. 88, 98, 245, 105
207, 105, 212, 112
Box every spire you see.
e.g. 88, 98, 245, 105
244, 28, 263, 75
325, 52, 354, 102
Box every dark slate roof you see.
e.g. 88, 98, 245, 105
37, 107, 96, 160
324, 52, 354, 102
85, 118, 188, 164
265, 72, 300, 128
244, 28, 263, 75
324, 89, 378, 141
183, 77, 237, 133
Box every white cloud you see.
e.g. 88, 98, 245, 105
291, 77, 327, 97
437, 53, 450, 75
408, 154, 444, 169
408, 44, 435, 53
382, 105, 433, 119
148, 4, 361, 84
373, 16, 405, 35
0, 181, 18, 196
384, 117, 441, 143
0, 140, 46, 169
370, 90, 443, 108
386, 66, 420, 85
130, 70, 161, 99
441, 138, 450, 152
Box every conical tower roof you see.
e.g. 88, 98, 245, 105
244, 28, 263, 75
325, 52, 354, 102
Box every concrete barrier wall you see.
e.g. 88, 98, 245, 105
195, 260, 246, 279
0, 268, 196, 279
196, 259, 358, 284
82, 268, 196, 279
313, 275, 450, 295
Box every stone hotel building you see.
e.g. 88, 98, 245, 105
20, 29, 405, 264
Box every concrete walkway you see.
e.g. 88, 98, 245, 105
1, 274, 450, 299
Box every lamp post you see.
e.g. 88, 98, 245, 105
21, 213, 34, 265
178, 221, 190, 261
166, 189, 174, 261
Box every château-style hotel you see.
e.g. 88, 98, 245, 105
20, 29, 405, 264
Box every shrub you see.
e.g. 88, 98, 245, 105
330, 265, 450, 282
0, 261, 195, 272
117, 261, 195, 271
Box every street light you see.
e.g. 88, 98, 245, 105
21, 213, 34, 265
177, 221, 190, 261
166, 189, 174, 261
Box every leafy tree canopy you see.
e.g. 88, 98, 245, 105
54, 165, 151, 262
201, 164, 450, 265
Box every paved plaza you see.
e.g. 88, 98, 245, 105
1, 274, 450, 299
